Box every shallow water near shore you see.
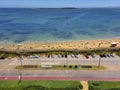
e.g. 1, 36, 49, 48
0, 8, 120, 44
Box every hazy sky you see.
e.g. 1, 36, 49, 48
0, 0, 120, 8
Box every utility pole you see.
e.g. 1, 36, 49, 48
98, 57, 101, 68
19, 55, 23, 66
16, 44, 23, 83
17, 44, 22, 66
65, 51, 68, 66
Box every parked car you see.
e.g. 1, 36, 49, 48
58, 54, 61, 58
71, 54, 75, 58
85, 55, 89, 59
91, 54, 95, 58
106, 54, 110, 57
28, 55, 39, 59
99, 54, 106, 58
110, 54, 114, 57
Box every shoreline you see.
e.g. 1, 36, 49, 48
0, 37, 120, 45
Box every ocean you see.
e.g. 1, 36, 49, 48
0, 8, 120, 43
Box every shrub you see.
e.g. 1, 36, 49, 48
89, 85, 101, 90
69, 65, 72, 68
63, 65, 67, 68
74, 65, 78, 68
109, 88, 120, 90
23, 85, 46, 90
81, 65, 92, 68
79, 84, 83, 89
23, 65, 37, 68
0, 57, 5, 59
92, 82, 100, 86
47, 87, 80, 90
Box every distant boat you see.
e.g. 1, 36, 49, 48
61, 7, 78, 9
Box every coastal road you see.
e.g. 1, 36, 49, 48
9, 56, 120, 66
0, 70, 120, 81
0, 57, 120, 81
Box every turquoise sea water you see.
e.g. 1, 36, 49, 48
0, 8, 120, 43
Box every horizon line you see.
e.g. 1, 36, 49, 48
0, 6, 120, 9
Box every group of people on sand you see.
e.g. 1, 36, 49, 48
0, 39, 120, 52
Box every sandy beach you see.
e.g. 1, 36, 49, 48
0, 38, 120, 52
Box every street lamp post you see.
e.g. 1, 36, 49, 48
98, 57, 101, 68
65, 51, 68, 66
16, 44, 23, 83
17, 44, 22, 66
19, 56, 23, 66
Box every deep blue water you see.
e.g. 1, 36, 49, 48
0, 8, 120, 43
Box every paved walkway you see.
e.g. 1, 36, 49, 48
80, 81, 88, 90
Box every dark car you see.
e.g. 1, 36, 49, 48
85, 55, 89, 59
110, 54, 114, 57
103, 54, 107, 58
99, 54, 103, 58
106, 54, 110, 57
91, 54, 95, 58
99, 54, 107, 58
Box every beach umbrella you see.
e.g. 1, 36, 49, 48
16, 44, 22, 50
111, 42, 117, 47
17, 44, 22, 46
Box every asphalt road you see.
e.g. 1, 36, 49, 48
8, 57, 120, 66
0, 57, 120, 81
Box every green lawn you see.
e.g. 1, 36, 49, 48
0, 80, 82, 90
89, 81, 120, 90
15, 65, 105, 70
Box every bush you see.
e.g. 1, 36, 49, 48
0, 86, 81, 90
0, 53, 17, 59
74, 65, 78, 68
109, 88, 120, 90
81, 65, 92, 68
47, 87, 80, 90
23, 85, 46, 90
79, 84, 83, 89
63, 65, 67, 68
92, 82, 100, 86
23, 65, 37, 68
89, 85, 101, 90
69, 65, 72, 68
0, 57, 5, 59
0, 87, 23, 90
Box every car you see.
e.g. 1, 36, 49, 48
58, 54, 61, 58
28, 55, 35, 59
99, 54, 107, 58
51, 54, 54, 58
71, 54, 74, 58
85, 55, 89, 59
106, 54, 110, 57
99, 54, 103, 58
91, 54, 95, 58
47, 54, 50, 58
61, 54, 64, 58
74, 54, 78, 58
103, 54, 106, 58
110, 54, 114, 57
0, 57, 5, 60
